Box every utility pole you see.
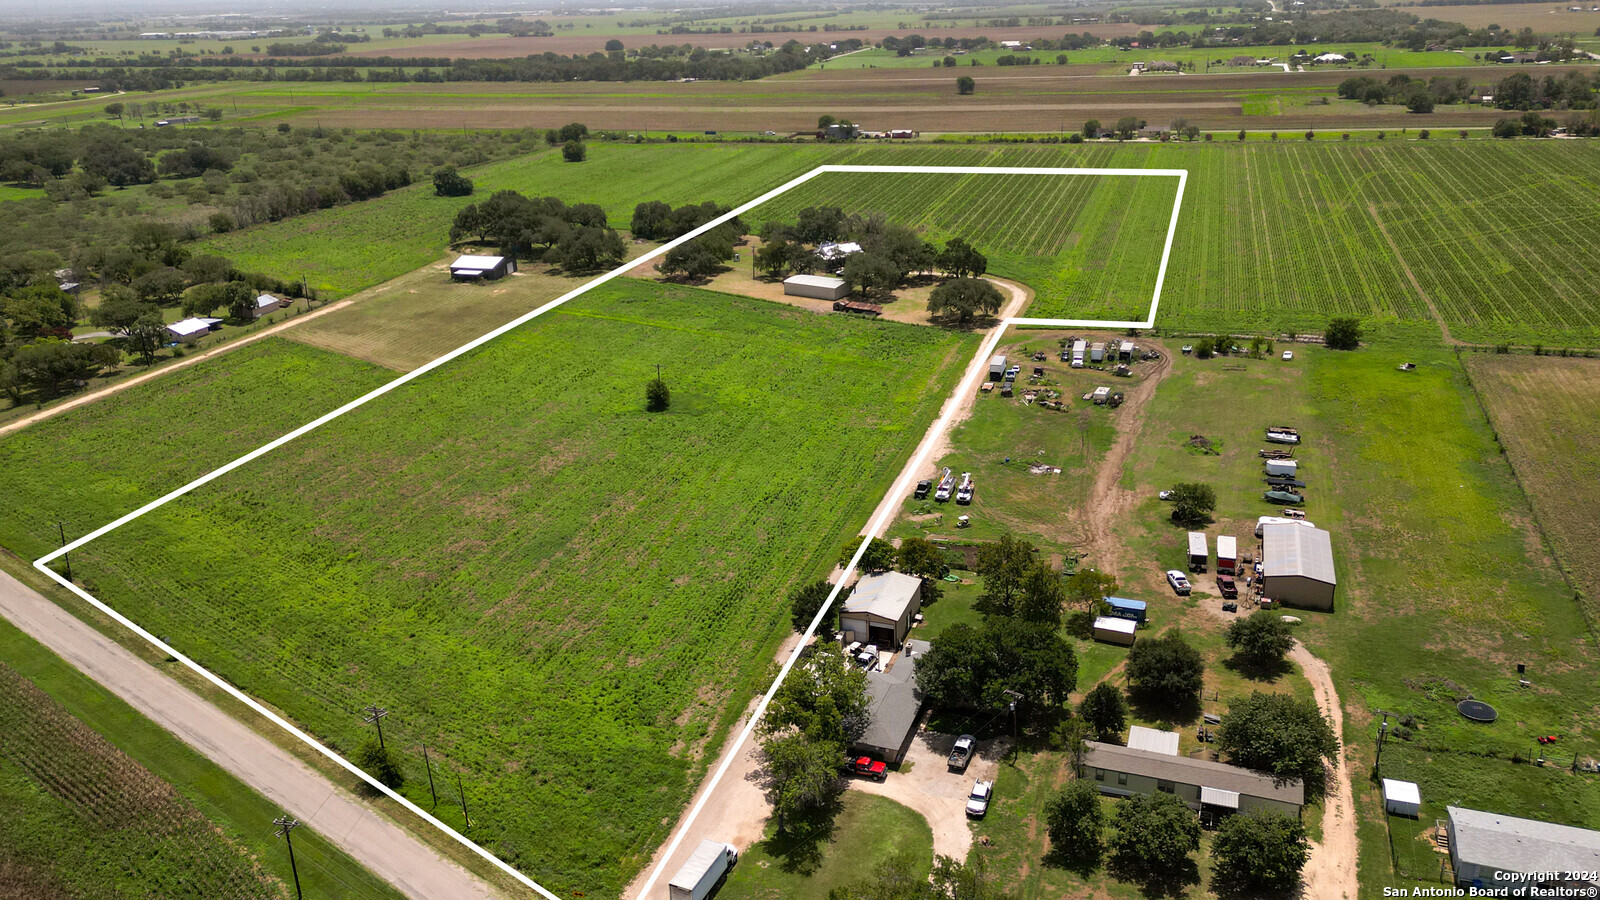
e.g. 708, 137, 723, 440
653, 363, 664, 380
1375, 710, 1392, 771
1003, 688, 1023, 763
422, 743, 438, 808
363, 705, 388, 750
274, 815, 303, 900
56, 523, 72, 582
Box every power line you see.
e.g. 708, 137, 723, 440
362, 705, 388, 750
274, 815, 303, 900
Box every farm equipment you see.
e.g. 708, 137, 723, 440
1265, 426, 1301, 445
956, 472, 974, 505
934, 467, 957, 502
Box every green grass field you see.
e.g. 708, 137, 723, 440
717, 793, 933, 899
195, 140, 1600, 345
0, 603, 402, 900
29, 280, 976, 897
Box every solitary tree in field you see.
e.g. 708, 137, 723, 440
1237, 128, 1247, 141
562, 140, 586, 162
432, 167, 474, 197
645, 374, 670, 412
956, 75, 976, 95
1168, 481, 1216, 527
1325, 316, 1362, 350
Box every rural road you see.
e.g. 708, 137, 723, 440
0, 297, 354, 439
1291, 642, 1358, 900
0, 567, 502, 900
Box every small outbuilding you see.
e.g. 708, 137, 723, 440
166, 317, 221, 344
1260, 523, 1337, 610
450, 254, 516, 281
1092, 616, 1137, 646
1383, 779, 1421, 817
841, 572, 924, 648
1105, 596, 1147, 623
1091, 386, 1111, 404
1118, 340, 1135, 361
251, 293, 287, 318
784, 274, 850, 301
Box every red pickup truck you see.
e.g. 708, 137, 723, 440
850, 756, 887, 781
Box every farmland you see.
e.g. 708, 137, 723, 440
750, 171, 1177, 322
0, 661, 282, 899
1463, 354, 1600, 629
44, 280, 975, 897
201, 140, 1600, 345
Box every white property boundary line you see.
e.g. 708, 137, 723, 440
31, 164, 1187, 900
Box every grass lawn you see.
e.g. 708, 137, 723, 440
0, 611, 402, 900
717, 793, 933, 900
42, 280, 976, 897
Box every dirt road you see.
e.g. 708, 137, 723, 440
859, 276, 1032, 536
0, 568, 501, 900
0, 299, 354, 439
1291, 642, 1358, 900
1076, 346, 1175, 576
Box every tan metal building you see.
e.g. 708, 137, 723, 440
840, 572, 923, 648
1260, 523, 1337, 611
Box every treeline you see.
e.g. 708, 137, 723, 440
1341, 70, 1599, 112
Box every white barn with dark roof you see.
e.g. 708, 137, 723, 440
1260, 523, 1337, 610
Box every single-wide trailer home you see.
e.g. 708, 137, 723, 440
783, 274, 850, 301
1081, 741, 1305, 817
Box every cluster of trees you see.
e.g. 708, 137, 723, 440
628, 200, 744, 281
914, 534, 1079, 724
1045, 780, 1309, 894
755, 642, 868, 836
450, 191, 625, 273
1338, 73, 1474, 112
1491, 70, 1600, 111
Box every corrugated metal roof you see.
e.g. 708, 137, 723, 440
451, 254, 505, 269
1188, 532, 1208, 557
1128, 726, 1180, 756
784, 274, 846, 289
843, 572, 922, 622
1105, 596, 1147, 612
1261, 524, 1337, 585
167, 317, 221, 337
1083, 742, 1305, 806
1201, 786, 1241, 809
1448, 807, 1600, 881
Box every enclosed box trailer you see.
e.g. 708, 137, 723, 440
1071, 339, 1086, 368
1187, 532, 1208, 572
1264, 458, 1299, 478
989, 355, 1008, 380
1090, 342, 1107, 363
669, 840, 738, 900
1216, 535, 1238, 575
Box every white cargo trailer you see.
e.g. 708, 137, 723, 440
668, 840, 738, 900
1187, 531, 1208, 572
1264, 458, 1299, 478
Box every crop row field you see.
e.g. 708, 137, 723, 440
749, 168, 1177, 321
200, 139, 1600, 345
48, 280, 975, 897
0, 662, 282, 899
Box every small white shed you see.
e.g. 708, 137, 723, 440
1092, 616, 1137, 646
1383, 779, 1420, 817
1091, 386, 1111, 404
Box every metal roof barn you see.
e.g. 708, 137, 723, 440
1260, 523, 1337, 610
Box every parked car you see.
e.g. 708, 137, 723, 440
1282, 350, 1294, 360
948, 734, 976, 772
849, 756, 888, 781
1166, 569, 1192, 596
914, 479, 932, 500
966, 780, 993, 818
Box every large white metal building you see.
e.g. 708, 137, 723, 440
1260, 522, 1337, 610
783, 274, 850, 301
